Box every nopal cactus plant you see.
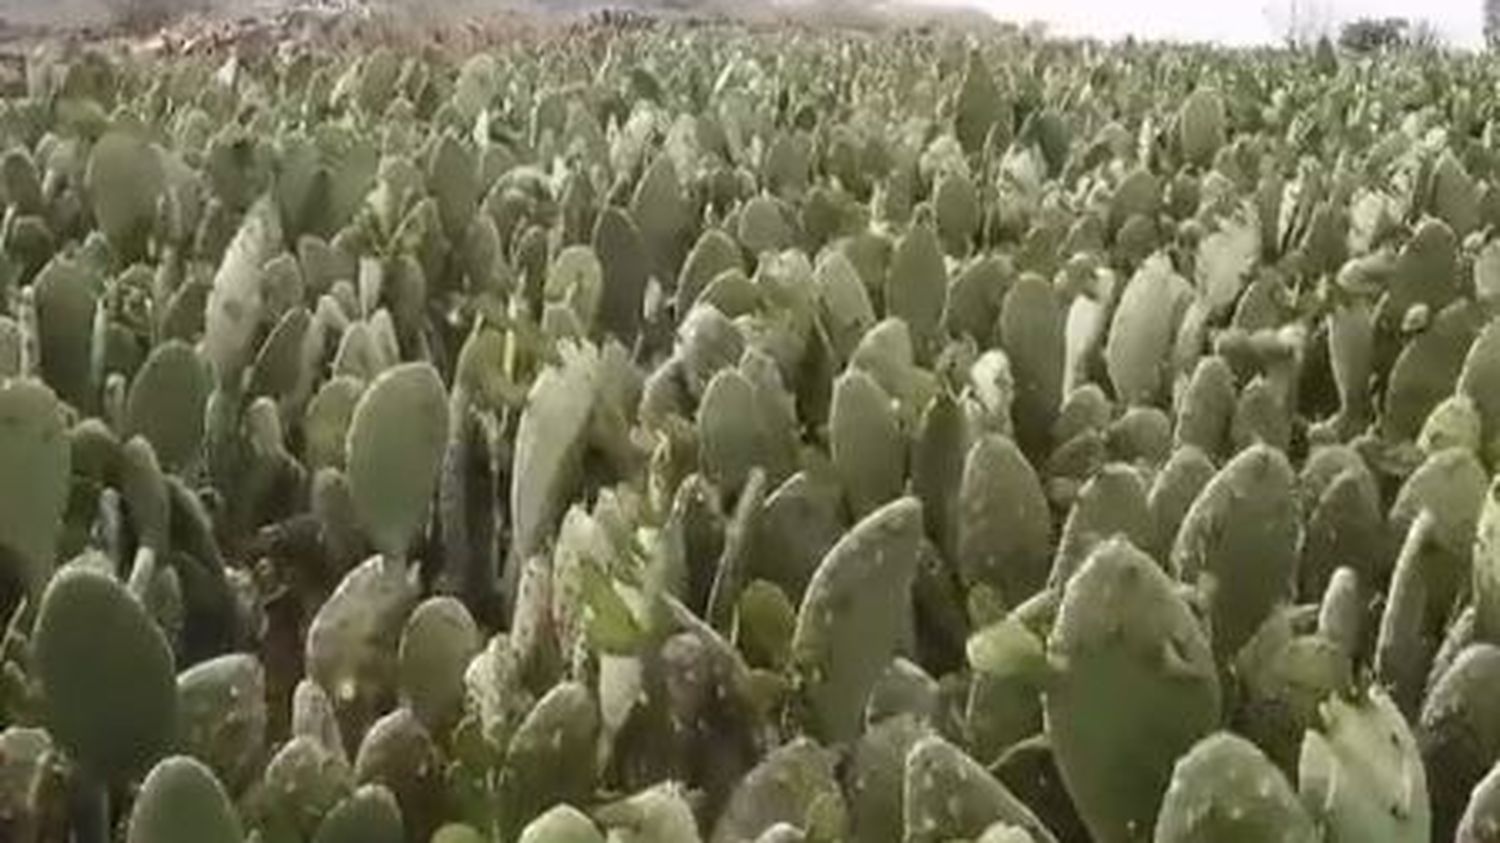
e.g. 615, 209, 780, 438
1045, 537, 1220, 843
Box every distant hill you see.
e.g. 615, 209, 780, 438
0, 0, 1004, 36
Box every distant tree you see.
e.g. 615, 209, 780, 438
1488, 0, 1500, 47
1338, 17, 1415, 52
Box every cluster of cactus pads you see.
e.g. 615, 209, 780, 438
11, 12, 1500, 843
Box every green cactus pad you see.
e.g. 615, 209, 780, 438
176, 653, 267, 793
0, 378, 70, 594
903, 734, 1057, 843
127, 756, 242, 843
829, 368, 905, 518
519, 804, 606, 843
1106, 259, 1192, 407
1153, 732, 1316, 843
998, 276, 1063, 456
503, 680, 600, 836
1046, 537, 1220, 843
792, 497, 924, 743
1298, 686, 1430, 843
345, 362, 449, 561
305, 556, 418, 738
711, 738, 843, 843
312, 784, 404, 843
1171, 443, 1299, 661
34, 566, 177, 783
957, 435, 1052, 605
125, 341, 209, 474
352, 707, 441, 841
397, 596, 481, 734
511, 342, 597, 564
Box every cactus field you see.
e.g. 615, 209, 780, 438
3, 9, 1500, 842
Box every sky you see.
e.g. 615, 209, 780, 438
902, 0, 1487, 47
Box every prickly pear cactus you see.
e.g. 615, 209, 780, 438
957, 435, 1051, 603
85, 131, 164, 263
312, 784, 404, 843
1045, 537, 1220, 843
1298, 686, 1430, 843
711, 738, 843, 843
0, 378, 69, 595
1177, 89, 1226, 167
519, 804, 605, 843
792, 497, 923, 743
1152, 732, 1317, 843
998, 276, 1063, 456
126, 756, 243, 843
34, 566, 177, 784
829, 368, 905, 518
305, 556, 418, 740
1419, 644, 1500, 838
397, 596, 481, 734
176, 653, 267, 793
204, 198, 282, 386
345, 362, 449, 561
511, 342, 597, 565
1171, 443, 1299, 661
903, 734, 1057, 843
502, 681, 600, 837
1105, 258, 1192, 407
1457, 762, 1500, 843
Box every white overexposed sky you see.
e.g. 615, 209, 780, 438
901, 0, 1487, 48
